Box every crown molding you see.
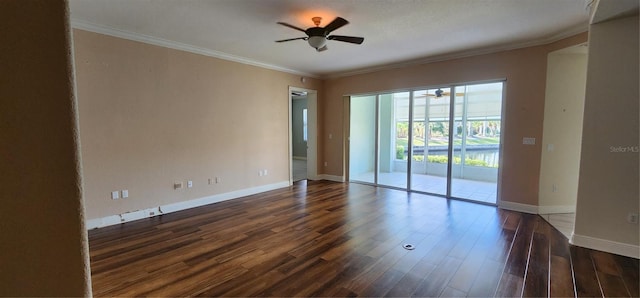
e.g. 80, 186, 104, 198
71, 18, 587, 81
325, 23, 589, 79
70, 19, 319, 78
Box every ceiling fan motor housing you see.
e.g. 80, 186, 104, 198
306, 27, 328, 49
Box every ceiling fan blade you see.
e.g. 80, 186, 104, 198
441, 92, 464, 96
277, 22, 307, 33
316, 45, 328, 52
275, 37, 307, 43
323, 17, 349, 33
327, 35, 364, 44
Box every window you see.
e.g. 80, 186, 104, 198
303, 108, 308, 141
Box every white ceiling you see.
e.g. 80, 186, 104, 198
69, 0, 591, 78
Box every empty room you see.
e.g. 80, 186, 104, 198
2, 0, 638, 297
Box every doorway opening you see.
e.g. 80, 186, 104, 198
538, 43, 588, 238
289, 87, 318, 184
348, 81, 504, 205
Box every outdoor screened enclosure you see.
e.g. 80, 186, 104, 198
349, 81, 504, 204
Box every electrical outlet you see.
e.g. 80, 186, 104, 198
324, 161, 328, 167
627, 213, 638, 224
264, 169, 268, 176
187, 180, 193, 188
111, 191, 119, 200
121, 190, 129, 198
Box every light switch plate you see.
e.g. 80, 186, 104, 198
111, 191, 119, 200
121, 190, 128, 198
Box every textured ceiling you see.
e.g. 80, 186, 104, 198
69, 0, 591, 77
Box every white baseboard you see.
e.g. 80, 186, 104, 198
86, 181, 290, 230
317, 174, 345, 182
571, 233, 640, 259
292, 156, 307, 160
86, 215, 122, 229
498, 200, 538, 214
538, 205, 576, 214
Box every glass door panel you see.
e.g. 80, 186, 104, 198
349, 95, 377, 184
410, 88, 450, 195
348, 81, 503, 205
451, 82, 503, 203
378, 92, 408, 189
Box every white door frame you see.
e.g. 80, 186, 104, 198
289, 86, 318, 184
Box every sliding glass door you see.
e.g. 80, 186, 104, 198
349, 93, 410, 189
451, 83, 503, 203
349, 95, 376, 184
378, 93, 409, 189
348, 81, 503, 204
410, 89, 451, 195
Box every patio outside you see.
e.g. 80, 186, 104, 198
350, 82, 503, 204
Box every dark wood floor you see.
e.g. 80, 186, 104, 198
89, 180, 639, 297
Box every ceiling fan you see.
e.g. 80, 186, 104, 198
276, 16, 364, 52
421, 89, 466, 98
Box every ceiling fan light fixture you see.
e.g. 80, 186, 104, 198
307, 36, 327, 49
276, 16, 363, 52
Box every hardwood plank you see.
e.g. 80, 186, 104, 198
86, 181, 638, 297
522, 221, 549, 297
550, 255, 576, 297
360, 268, 406, 297
548, 223, 575, 297
597, 271, 632, 297
440, 286, 467, 297
301, 254, 373, 297
505, 213, 536, 277
448, 209, 507, 294
495, 273, 524, 298
591, 250, 633, 297
383, 257, 437, 297
341, 242, 409, 294
570, 246, 603, 297
591, 250, 623, 276
412, 256, 463, 297
495, 213, 535, 297
467, 259, 506, 297
614, 254, 640, 297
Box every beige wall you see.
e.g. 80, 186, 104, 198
574, 15, 639, 248
538, 46, 588, 212
73, 30, 322, 220
0, 0, 91, 296
321, 34, 587, 206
